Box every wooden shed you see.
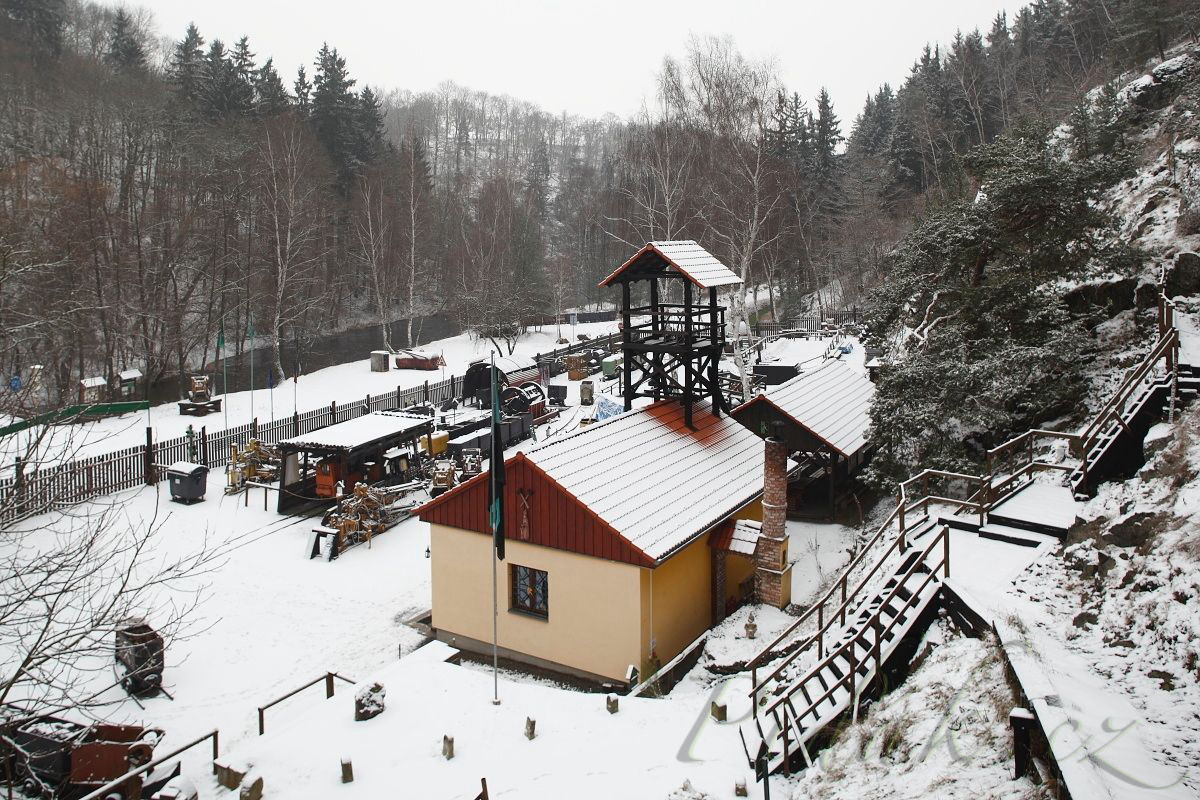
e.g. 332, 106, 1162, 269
276, 411, 433, 515
731, 359, 875, 518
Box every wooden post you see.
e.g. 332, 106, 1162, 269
839, 578, 847, 626
683, 279, 693, 429
873, 616, 882, 679
424, 380, 430, 403
201, 426, 209, 465
849, 645, 858, 724
252, 417, 258, 439
257, 707, 265, 735
330, 400, 336, 423
943, 528, 951, 578
1010, 707, 1035, 779
144, 427, 155, 486
709, 286, 721, 414
340, 758, 354, 784
818, 604, 824, 658
293, 412, 300, 437
621, 283, 632, 411
325, 672, 335, 698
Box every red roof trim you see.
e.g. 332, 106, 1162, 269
598, 242, 707, 289
415, 451, 657, 569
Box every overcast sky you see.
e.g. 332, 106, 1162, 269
142, 0, 1026, 122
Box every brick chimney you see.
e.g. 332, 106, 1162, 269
755, 423, 792, 608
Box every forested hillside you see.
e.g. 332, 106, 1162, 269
1, 0, 1197, 427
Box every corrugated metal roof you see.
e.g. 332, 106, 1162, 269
278, 411, 429, 452
600, 241, 743, 289
524, 398, 766, 562
746, 360, 875, 458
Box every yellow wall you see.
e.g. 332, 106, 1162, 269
721, 553, 758, 611
430, 523, 644, 682
431, 495, 767, 683
637, 532, 711, 678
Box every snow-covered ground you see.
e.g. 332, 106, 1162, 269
0, 322, 620, 472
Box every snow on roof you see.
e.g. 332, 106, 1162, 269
468, 354, 537, 374
727, 519, 762, 556
743, 359, 875, 458
118, 369, 143, 381
278, 411, 430, 452
600, 241, 743, 289
524, 398, 766, 562
80, 376, 106, 388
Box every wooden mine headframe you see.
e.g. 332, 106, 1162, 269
599, 241, 743, 429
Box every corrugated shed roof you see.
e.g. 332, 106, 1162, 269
600, 241, 743, 289
741, 360, 875, 458
523, 398, 765, 562
278, 411, 429, 452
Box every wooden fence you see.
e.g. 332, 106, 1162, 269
0, 334, 621, 527
752, 309, 862, 339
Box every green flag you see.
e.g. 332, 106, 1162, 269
489, 353, 506, 561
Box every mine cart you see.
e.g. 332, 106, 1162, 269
1, 712, 176, 800
177, 376, 221, 416
429, 460, 458, 498
115, 622, 165, 698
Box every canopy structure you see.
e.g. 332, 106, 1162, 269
731, 359, 875, 518
277, 411, 433, 514
278, 411, 432, 456
599, 241, 743, 289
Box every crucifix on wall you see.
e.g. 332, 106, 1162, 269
518, 489, 534, 541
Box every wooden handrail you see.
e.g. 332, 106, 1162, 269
1081, 330, 1177, 446
749, 289, 1181, 728
750, 505, 929, 702
762, 528, 948, 721
746, 502, 900, 669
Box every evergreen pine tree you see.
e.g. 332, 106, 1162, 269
293, 66, 312, 114
105, 9, 146, 73
312, 43, 358, 187
169, 23, 205, 106
1, 0, 66, 59
254, 58, 290, 116
229, 36, 256, 115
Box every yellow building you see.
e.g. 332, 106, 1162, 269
417, 398, 791, 685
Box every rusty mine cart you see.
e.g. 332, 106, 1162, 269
1, 711, 178, 800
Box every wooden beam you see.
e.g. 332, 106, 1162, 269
684, 279, 694, 429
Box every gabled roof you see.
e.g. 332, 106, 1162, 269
599, 241, 743, 289
734, 359, 875, 458
418, 399, 769, 565
709, 518, 763, 556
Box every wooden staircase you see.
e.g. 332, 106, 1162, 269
740, 276, 1189, 777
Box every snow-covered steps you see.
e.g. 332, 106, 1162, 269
987, 482, 1081, 538
743, 530, 948, 775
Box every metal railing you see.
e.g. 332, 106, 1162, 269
257, 672, 356, 735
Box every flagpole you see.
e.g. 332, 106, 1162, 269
490, 351, 501, 707
221, 322, 229, 430
249, 317, 255, 423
